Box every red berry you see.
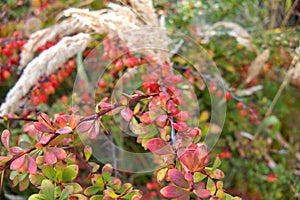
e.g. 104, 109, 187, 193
126, 57, 135, 68
98, 81, 107, 88
150, 191, 157, 197
2, 48, 13, 56
2, 69, 11, 79
267, 174, 278, 183
225, 92, 231, 100
237, 102, 244, 109
146, 182, 152, 190
239, 110, 247, 117
216, 90, 223, 98
115, 60, 124, 70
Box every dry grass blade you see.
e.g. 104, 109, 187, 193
0, 33, 92, 115
19, 18, 90, 70
245, 49, 270, 84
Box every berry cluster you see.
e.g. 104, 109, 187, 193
30, 60, 75, 106
0, 31, 26, 85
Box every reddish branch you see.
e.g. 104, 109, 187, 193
0, 93, 158, 171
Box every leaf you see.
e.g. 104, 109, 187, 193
90, 195, 103, 200
38, 113, 55, 131
211, 169, 225, 179
42, 165, 56, 180
19, 176, 30, 191
260, 115, 281, 139
91, 174, 104, 190
27, 155, 37, 174
63, 182, 83, 193
44, 150, 57, 165
88, 121, 100, 139
62, 164, 78, 182
34, 122, 54, 133
0, 156, 10, 165
160, 185, 188, 198
29, 194, 47, 200
147, 138, 174, 155
194, 172, 207, 183
40, 179, 55, 200
29, 173, 45, 185
168, 169, 189, 189
10, 155, 26, 171
193, 188, 211, 198
84, 186, 101, 196
76, 120, 93, 133
121, 107, 133, 122
206, 177, 217, 195
1, 129, 10, 149
39, 134, 55, 144
51, 148, 67, 160
60, 188, 72, 200
10, 146, 25, 154
84, 146, 92, 161
157, 167, 168, 183
199, 111, 209, 122
56, 126, 72, 134
245, 49, 270, 84
212, 157, 222, 171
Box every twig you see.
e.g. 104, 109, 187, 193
281, 0, 300, 27
0, 116, 37, 122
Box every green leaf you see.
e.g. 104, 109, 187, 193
63, 182, 83, 193
42, 165, 56, 181
28, 194, 47, 200
90, 195, 103, 200
59, 188, 72, 200
91, 174, 104, 190
194, 172, 207, 183
29, 173, 45, 186
212, 157, 222, 171
260, 115, 281, 138
40, 179, 55, 200
84, 186, 101, 196
206, 177, 216, 195
62, 165, 78, 182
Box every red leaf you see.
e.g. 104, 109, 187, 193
27, 156, 37, 174
178, 144, 209, 172
34, 122, 54, 133
10, 146, 25, 154
51, 148, 67, 160
168, 169, 189, 189
121, 107, 133, 122
88, 121, 100, 139
1, 129, 10, 149
193, 188, 211, 198
175, 111, 190, 121
155, 114, 168, 127
173, 122, 188, 132
212, 169, 225, 179
39, 134, 55, 144
55, 115, 67, 127
140, 112, 152, 124
10, 154, 26, 170
147, 138, 174, 155
160, 185, 188, 198
44, 150, 57, 165
76, 121, 93, 133
37, 112, 55, 132
56, 126, 72, 134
